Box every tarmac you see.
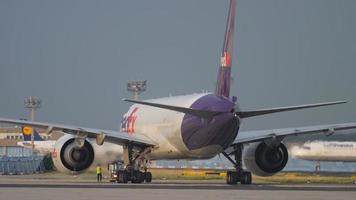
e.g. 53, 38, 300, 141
0, 176, 355, 200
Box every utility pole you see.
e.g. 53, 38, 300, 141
24, 96, 42, 152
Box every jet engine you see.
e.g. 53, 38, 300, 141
243, 142, 288, 176
52, 135, 94, 172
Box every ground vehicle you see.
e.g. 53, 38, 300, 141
108, 160, 152, 183
108, 160, 124, 182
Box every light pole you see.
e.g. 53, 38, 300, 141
24, 96, 42, 151
127, 80, 147, 100
126, 81, 155, 167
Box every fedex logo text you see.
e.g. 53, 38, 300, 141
121, 107, 139, 134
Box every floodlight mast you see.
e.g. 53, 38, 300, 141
24, 96, 42, 151
127, 80, 147, 100
24, 96, 41, 121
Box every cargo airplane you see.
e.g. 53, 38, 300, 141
17, 126, 55, 154
2, 0, 356, 184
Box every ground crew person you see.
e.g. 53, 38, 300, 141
96, 164, 102, 182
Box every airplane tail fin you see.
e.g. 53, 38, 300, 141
215, 0, 237, 98
21, 126, 43, 141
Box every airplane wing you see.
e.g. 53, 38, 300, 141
233, 122, 356, 145
0, 118, 157, 147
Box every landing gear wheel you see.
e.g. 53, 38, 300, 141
144, 172, 152, 183
132, 170, 144, 183
240, 171, 252, 185
222, 144, 254, 185
226, 171, 238, 185
226, 171, 232, 184
117, 170, 128, 183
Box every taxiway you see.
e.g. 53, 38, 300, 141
0, 177, 355, 200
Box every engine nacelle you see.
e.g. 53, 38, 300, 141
243, 142, 288, 176
52, 135, 94, 172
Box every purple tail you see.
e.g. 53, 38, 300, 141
215, 0, 236, 98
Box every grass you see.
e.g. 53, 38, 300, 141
149, 169, 356, 184
150, 168, 225, 180
254, 172, 356, 184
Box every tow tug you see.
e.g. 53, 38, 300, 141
108, 160, 152, 183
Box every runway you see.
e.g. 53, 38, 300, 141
0, 182, 356, 191
0, 178, 355, 200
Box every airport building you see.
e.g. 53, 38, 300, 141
0, 126, 63, 174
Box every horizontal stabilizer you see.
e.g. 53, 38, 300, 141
123, 99, 226, 119
233, 122, 356, 145
237, 100, 347, 118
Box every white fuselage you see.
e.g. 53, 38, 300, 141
121, 93, 238, 160
122, 94, 202, 160
17, 141, 56, 154
290, 141, 356, 162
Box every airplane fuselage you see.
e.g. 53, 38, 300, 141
121, 93, 239, 160
290, 141, 356, 162
17, 141, 56, 154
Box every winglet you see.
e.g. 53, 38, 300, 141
237, 100, 348, 118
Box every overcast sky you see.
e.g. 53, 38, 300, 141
1, 0, 355, 132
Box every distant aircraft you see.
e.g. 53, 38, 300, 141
290, 141, 356, 162
2, 0, 356, 184
17, 126, 123, 168
21, 126, 44, 141
17, 126, 55, 154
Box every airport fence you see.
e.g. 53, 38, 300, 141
0, 146, 47, 175
0, 156, 45, 174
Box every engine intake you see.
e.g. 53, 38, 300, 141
244, 142, 288, 176
59, 138, 94, 171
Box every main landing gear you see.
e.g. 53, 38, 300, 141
116, 144, 152, 184
222, 144, 252, 185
